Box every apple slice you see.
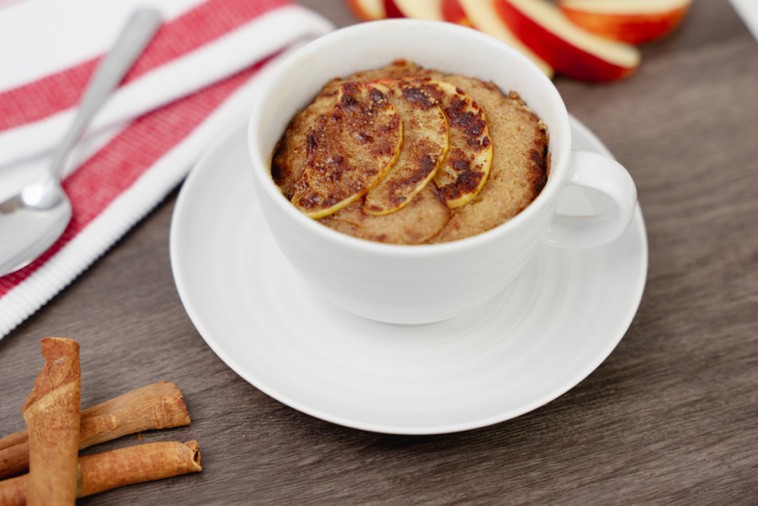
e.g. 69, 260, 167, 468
364, 80, 450, 215
494, 0, 641, 81
272, 86, 340, 199
558, 0, 692, 45
457, 0, 554, 78
383, 0, 444, 20
291, 82, 403, 219
346, 0, 385, 21
424, 80, 493, 208
441, 0, 470, 26
390, 78, 493, 209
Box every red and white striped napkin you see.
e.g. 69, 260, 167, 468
0, 0, 332, 337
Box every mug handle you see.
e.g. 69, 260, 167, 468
544, 150, 637, 249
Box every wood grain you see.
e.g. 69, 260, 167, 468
1, 0, 757, 504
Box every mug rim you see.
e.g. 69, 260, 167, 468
248, 19, 572, 258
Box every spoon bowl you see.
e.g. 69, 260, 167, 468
0, 181, 72, 274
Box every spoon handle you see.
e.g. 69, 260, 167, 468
49, 8, 163, 179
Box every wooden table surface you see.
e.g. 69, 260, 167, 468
2, 1, 757, 503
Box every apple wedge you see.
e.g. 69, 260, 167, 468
456, 0, 554, 78
364, 80, 450, 216
347, 0, 385, 21
558, 0, 692, 45
441, 0, 471, 26
383, 0, 445, 20
291, 82, 403, 219
494, 0, 641, 81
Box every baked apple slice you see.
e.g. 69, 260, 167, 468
291, 82, 403, 219
272, 81, 340, 199
409, 79, 493, 208
364, 80, 450, 216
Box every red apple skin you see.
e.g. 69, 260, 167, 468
494, 0, 637, 81
347, 0, 385, 21
383, 0, 405, 18
441, 0, 471, 26
559, 4, 690, 45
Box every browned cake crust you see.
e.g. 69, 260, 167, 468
272, 61, 549, 244
321, 185, 450, 245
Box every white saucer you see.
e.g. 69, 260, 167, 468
170, 116, 648, 435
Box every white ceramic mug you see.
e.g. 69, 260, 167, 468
247, 20, 637, 324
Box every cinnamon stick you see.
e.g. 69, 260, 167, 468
0, 381, 190, 479
80, 381, 191, 448
78, 440, 202, 497
0, 440, 201, 505
22, 337, 81, 506
0, 434, 29, 481
0, 474, 24, 506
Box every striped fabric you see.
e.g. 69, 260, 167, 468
0, 0, 332, 337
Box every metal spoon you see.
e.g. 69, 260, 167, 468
0, 8, 162, 276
